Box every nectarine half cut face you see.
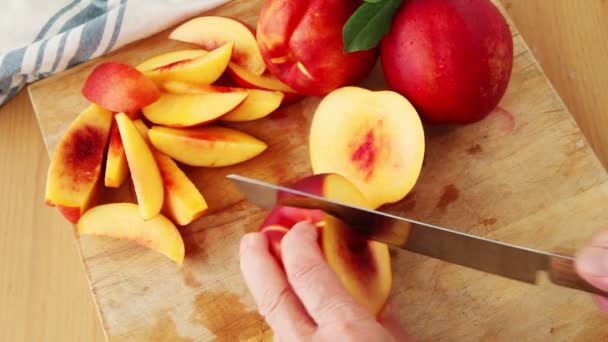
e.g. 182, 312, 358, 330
163, 81, 284, 122
77, 203, 185, 264
115, 113, 164, 220
148, 126, 267, 167
45, 104, 113, 223
142, 90, 248, 127
82, 62, 160, 113
138, 43, 233, 86
309, 87, 425, 209
169, 16, 265, 75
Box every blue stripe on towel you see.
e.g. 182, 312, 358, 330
0, 48, 27, 94
33, 0, 82, 43
59, 3, 108, 34
103, 0, 127, 54
67, 14, 108, 67
51, 32, 69, 73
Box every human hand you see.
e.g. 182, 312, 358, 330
575, 231, 608, 313
240, 221, 408, 341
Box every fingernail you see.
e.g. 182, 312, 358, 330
576, 246, 608, 277
240, 233, 264, 253
291, 221, 317, 239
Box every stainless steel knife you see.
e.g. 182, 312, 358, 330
227, 174, 608, 297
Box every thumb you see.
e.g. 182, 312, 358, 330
575, 235, 608, 312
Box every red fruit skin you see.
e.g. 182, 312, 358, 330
257, 0, 378, 96
82, 62, 160, 113
380, 0, 513, 124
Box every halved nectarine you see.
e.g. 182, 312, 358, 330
77, 203, 185, 264
115, 113, 164, 220
259, 174, 392, 316
142, 90, 248, 127
227, 62, 301, 104
104, 118, 129, 188
163, 81, 284, 122
169, 16, 265, 75
309, 87, 425, 209
45, 104, 113, 223
138, 43, 233, 86
133, 120, 208, 226
148, 126, 267, 167
82, 62, 160, 113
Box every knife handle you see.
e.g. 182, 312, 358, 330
548, 254, 608, 297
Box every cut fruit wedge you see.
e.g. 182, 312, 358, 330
135, 49, 207, 71
104, 118, 129, 188
227, 62, 301, 103
139, 43, 233, 86
163, 81, 284, 122
142, 90, 248, 127
115, 112, 164, 220
170, 16, 265, 75
77, 203, 185, 264
133, 120, 208, 226
45, 104, 113, 223
148, 125, 268, 167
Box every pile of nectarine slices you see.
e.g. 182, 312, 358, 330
45, 16, 302, 264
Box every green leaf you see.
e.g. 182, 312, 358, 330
343, 0, 403, 53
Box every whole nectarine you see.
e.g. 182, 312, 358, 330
381, 0, 513, 124
256, 0, 377, 96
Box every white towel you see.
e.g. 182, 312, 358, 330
0, 0, 230, 106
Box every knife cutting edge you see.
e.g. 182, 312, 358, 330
227, 173, 608, 297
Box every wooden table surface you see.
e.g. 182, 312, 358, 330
1, 1, 607, 340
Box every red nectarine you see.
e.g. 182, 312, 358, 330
381, 0, 513, 124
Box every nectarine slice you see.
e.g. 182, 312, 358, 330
321, 214, 392, 316
163, 81, 284, 122
170, 16, 265, 75
148, 126, 267, 167
45, 104, 113, 223
139, 43, 233, 86
142, 91, 248, 127
227, 62, 301, 104
133, 120, 208, 226
82, 62, 160, 113
104, 118, 129, 188
115, 113, 164, 220
135, 49, 206, 71
77, 203, 185, 264
309, 87, 425, 209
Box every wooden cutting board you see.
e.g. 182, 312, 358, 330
28, 0, 608, 340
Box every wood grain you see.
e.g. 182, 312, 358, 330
0, 90, 105, 342
26, 0, 608, 340
3, 0, 608, 341
500, 0, 608, 169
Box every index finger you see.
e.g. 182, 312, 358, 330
281, 222, 372, 324
239, 232, 315, 338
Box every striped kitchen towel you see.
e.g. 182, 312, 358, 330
0, 0, 230, 107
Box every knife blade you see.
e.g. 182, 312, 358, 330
227, 174, 608, 297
